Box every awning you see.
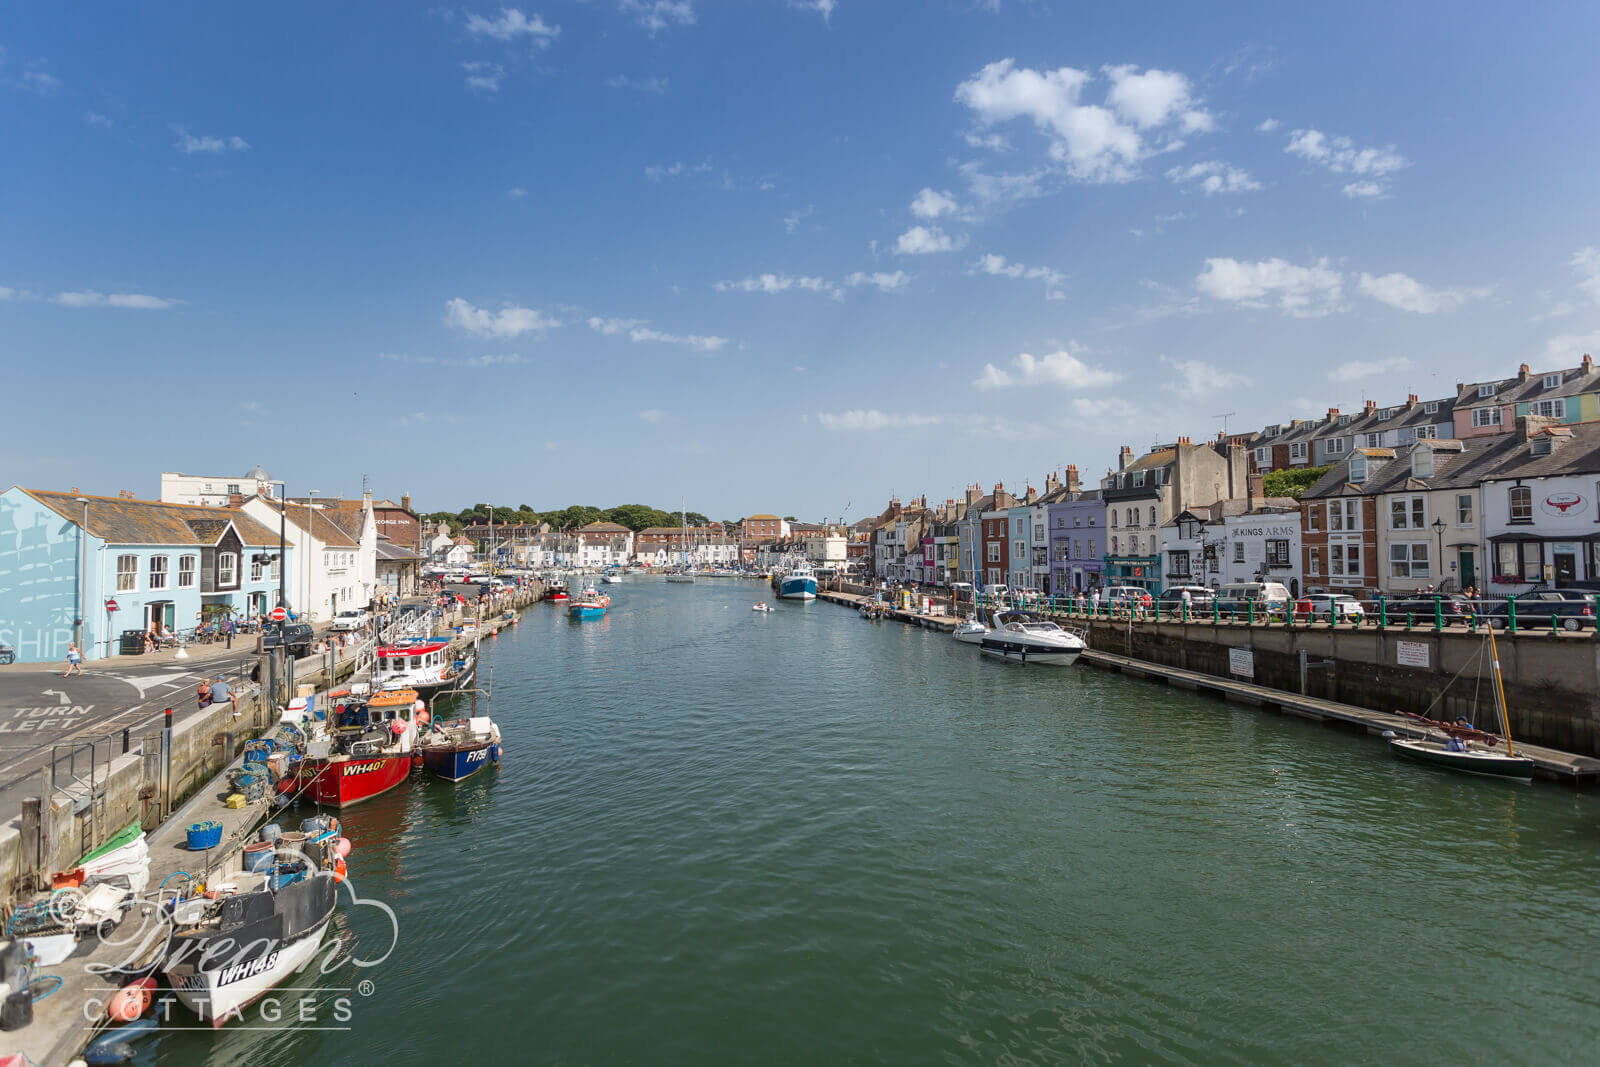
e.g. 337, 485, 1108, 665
1488, 532, 1600, 543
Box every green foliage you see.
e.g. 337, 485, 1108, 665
421, 503, 719, 532
1262, 465, 1330, 500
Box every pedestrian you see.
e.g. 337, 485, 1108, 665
221, 614, 234, 649
209, 675, 239, 716
196, 680, 213, 709
62, 643, 83, 677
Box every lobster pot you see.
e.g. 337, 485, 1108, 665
258, 824, 283, 845
185, 821, 223, 851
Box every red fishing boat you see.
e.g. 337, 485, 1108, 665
290, 689, 418, 807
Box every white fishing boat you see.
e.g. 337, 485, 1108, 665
952, 617, 989, 644
777, 560, 817, 600
977, 611, 1085, 666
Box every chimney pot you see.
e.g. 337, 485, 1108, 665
1518, 362, 1531, 381
1365, 400, 1377, 412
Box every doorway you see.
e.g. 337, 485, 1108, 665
1554, 549, 1577, 584
146, 601, 174, 632
1458, 549, 1475, 590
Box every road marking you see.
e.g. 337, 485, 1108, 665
39, 689, 71, 705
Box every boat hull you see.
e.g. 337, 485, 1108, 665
568, 604, 607, 619
953, 628, 989, 645
1389, 738, 1534, 779
778, 576, 817, 600
977, 636, 1082, 666
421, 739, 500, 782
296, 753, 413, 807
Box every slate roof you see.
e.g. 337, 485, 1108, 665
1479, 421, 1600, 480
26, 490, 282, 546
252, 499, 360, 547
1456, 361, 1600, 408
578, 521, 632, 533
376, 540, 421, 562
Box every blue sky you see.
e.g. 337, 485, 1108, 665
4, 1, 1600, 520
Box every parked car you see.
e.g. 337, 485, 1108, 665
261, 622, 315, 657
1101, 585, 1152, 608
1299, 592, 1365, 623
1381, 594, 1475, 625
329, 609, 370, 632
0, 642, 14, 665
1215, 581, 1292, 617
1157, 585, 1216, 612
1480, 589, 1597, 631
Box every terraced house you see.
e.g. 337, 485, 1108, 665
1102, 435, 1250, 592
0, 487, 290, 663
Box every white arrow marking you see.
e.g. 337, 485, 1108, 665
40, 689, 71, 706
108, 671, 195, 698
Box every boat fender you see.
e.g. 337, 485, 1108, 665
333, 857, 347, 883
416, 710, 430, 727
107, 977, 156, 1023
390, 720, 406, 736
84, 1015, 158, 1064
336, 837, 352, 859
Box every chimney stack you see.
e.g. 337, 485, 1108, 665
1065, 465, 1080, 492
1585, 353, 1594, 373
228, 492, 244, 507
363, 488, 373, 510
1326, 407, 1340, 423
401, 492, 412, 512
1518, 362, 1531, 382
1365, 399, 1377, 414
1118, 445, 1133, 472
1247, 472, 1264, 508
1406, 393, 1418, 409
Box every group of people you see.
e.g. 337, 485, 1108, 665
195, 674, 239, 716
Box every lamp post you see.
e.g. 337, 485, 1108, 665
1432, 517, 1446, 589
76, 496, 89, 653
307, 489, 320, 619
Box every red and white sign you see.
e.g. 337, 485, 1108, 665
1542, 492, 1585, 516
105, 598, 119, 612
269, 606, 288, 622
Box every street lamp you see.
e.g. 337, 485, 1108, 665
308, 489, 320, 618
76, 496, 89, 653
1432, 517, 1446, 589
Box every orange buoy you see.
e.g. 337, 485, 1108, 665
334, 857, 347, 882
108, 977, 156, 1023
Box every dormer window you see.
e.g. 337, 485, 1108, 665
1477, 383, 1496, 398
1423, 401, 1439, 414
1530, 436, 1552, 457
1377, 408, 1391, 420
1350, 455, 1368, 483
1133, 471, 1145, 487
1544, 373, 1560, 389
1338, 414, 1352, 425
1264, 424, 1281, 437
1412, 448, 1434, 478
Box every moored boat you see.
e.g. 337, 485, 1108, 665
1388, 736, 1534, 778
287, 688, 418, 807
568, 588, 610, 619
777, 561, 817, 600
977, 611, 1085, 666
952, 617, 989, 644
419, 714, 503, 782
373, 641, 475, 698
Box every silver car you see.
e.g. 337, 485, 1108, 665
1301, 592, 1365, 622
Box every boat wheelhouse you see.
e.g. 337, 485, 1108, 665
374, 641, 474, 697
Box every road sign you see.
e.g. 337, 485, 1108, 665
105, 598, 119, 612
269, 606, 287, 622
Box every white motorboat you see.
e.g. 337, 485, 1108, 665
952, 617, 989, 644
602, 573, 623, 584
977, 611, 1086, 666
752, 602, 775, 613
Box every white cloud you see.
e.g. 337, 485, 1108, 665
1165, 161, 1261, 195
605, 74, 668, 93
817, 409, 944, 431
20, 70, 60, 95
791, 0, 836, 20
620, 0, 695, 32
955, 60, 1211, 185
1327, 356, 1412, 383
782, 204, 815, 234
1103, 64, 1209, 132
1194, 256, 1344, 317
971, 253, 1065, 299
843, 271, 909, 292
84, 111, 113, 128
462, 61, 504, 92
378, 352, 528, 368
957, 160, 1051, 205
715, 273, 840, 299
589, 315, 725, 351
1573, 247, 1600, 305
0, 286, 13, 300
1256, 118, 1280, 133
637, 408, 666, 423
53, 290, 182, 310
464, 8, 560, 45
174, 129, 250, 154
894, 225, 961, 255
1546, 329, 1600, 359
972, 348, 1118, 390
1069, 395, 1142, 421
1160, 356, 1251, 395
963, 130, 1010, 151
910, 187, 960, 219
1286, 128, 1408, 196
1357, 271, 1477, 314
507, 187, 527, 198
644, 160, 711, 181
444, 297, 560, 338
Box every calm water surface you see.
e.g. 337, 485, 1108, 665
155, 579, 1599, 1065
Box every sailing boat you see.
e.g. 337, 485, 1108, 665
666, 504, 695, 583
1388, 627, 1535, 779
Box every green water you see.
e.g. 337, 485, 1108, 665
154, 579, 1599, 1065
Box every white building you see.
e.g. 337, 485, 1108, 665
1481, 422, 1600, 592
238, 494, 379, 620
161, 466, 280, 507
802, 532, 848, 568
1219, 506, 1303, 591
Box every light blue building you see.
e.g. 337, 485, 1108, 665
0, 487, 291, 663
1007, 501, 1033, 590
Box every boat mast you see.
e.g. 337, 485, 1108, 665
1485, 626, 1517, 757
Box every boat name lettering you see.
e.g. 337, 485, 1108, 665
216, 949, 282, 987
343, 761, 385, 776
467, 748, 489, 762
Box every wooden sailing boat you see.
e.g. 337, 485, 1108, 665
1389, 627, 1535, 779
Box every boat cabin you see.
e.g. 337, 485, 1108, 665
376, 642, 449, 677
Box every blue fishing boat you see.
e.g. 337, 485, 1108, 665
777, 561, 817, 600
419, 715, 502, 782
568, 587, 609, 619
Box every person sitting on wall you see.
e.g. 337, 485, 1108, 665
196, 680, 213, 709
209, 676, 238, 716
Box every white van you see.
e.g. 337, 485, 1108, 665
1216, 581, 1291, 615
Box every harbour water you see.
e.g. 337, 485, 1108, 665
158, 579, 1599, 1064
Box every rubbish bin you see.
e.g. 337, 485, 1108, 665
119, 630, 147, 655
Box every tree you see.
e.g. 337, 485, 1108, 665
783, 515, 797, 522
684, 512, 711, 527
1262, 466, 1330, 500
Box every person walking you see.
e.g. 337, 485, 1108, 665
62, 643, 83, 677
221, 614, 235, 649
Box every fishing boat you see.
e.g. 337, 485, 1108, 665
164, 866, 337, 1027
286, 689, 418, 807
419, 714, 502, 782
546, 582, 570, 602
777, 560, 817, 600
977, 611, 1085, 666
373, 641, 475, 698
1388, 629, 1534, 779
568, 588, 610, 619
952, 616, 989, 644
